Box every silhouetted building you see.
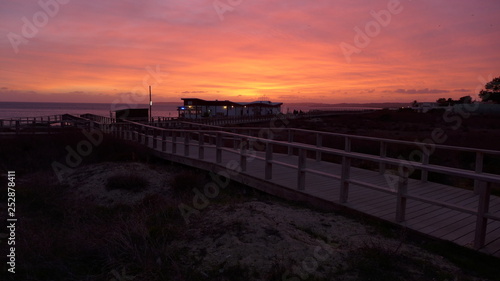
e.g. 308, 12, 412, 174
178, 98, 282, 119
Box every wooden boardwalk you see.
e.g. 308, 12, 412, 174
6, 113, 497, 256
63, 114, 500, 258
0, 114, 95, 135
100, 124, 500, 258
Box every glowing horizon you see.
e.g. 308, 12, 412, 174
1, 0, 499, 104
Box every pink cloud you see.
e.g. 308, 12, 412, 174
0, 0, 499, 103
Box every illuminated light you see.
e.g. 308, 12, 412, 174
223, 106, 227, 109
180, 107, 186, 110
150, 101, 153, 106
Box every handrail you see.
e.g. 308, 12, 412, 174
146, 120, 500, 156
115, 121, 500, 184
92, 115, 500, 250
182, 125, 500, 156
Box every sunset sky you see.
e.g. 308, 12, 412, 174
0, 0, 499, 104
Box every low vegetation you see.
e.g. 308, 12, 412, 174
1, 127, 500, 280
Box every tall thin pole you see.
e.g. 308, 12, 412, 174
149, 85, 152, 122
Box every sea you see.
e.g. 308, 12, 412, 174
0, 102, 382, 119
0, 102, 180, 119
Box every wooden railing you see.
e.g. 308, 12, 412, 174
80, 114, 116, 124
106, 120, 500, 250
0, 114, 93, 134
168, 124, 500, 193
0, 114, 64, 128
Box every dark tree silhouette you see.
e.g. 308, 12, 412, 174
436, 98, 448, 106
458, 95, 472, 104
479, 76, 500, 103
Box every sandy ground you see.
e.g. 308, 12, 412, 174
61, 162, 480, 280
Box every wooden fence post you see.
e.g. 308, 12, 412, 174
184, 132, 190, 157
421, 150, 429, 182
172, 131, 177, 154
265, 142, 273, 180
147, 129, 152, 147
474, 152, 484, 195
474, 181, 491, 249
340, 137, 352, 203
162, 130, 167, 152
240, 137, 247, 172
198, 132, 204, 159
288, 129, 294, 156
379, 141, 387, 175
298, 148, 306, 190
152, 129, 157, 149
316, 133, 322, 161
216, 133, 222, 163
232, 129, 238, 149
396, 171, 409, 222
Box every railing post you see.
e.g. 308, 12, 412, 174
232, 129, 238, 149
162, 130, 167, 152
298, 149, 306, 190
265, 142, 273, 180
198, 132, 204, 160
474, 152, 484, 195
379, 141, 387, 175
340, 137, 351, 203
172, 131, 177, 154
150, 129, 154, 147
152, 129, 157, 149
208, 131, 215, 145
288, 129, 294, 156
216, 133, 222, 163
474, 181, 490, 249
396, 171, 409, 222
240, 137, 247, 172
316, 133, 322, 161
421, 149, 429, 182
184, 132, 190, 157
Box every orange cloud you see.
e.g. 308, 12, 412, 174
0, 0, 499, 104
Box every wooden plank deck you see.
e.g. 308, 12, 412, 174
130, 132, 500, 257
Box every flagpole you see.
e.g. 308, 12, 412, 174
149, 85, 152, 122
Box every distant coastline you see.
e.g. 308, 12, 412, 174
0, 101, 408, 119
